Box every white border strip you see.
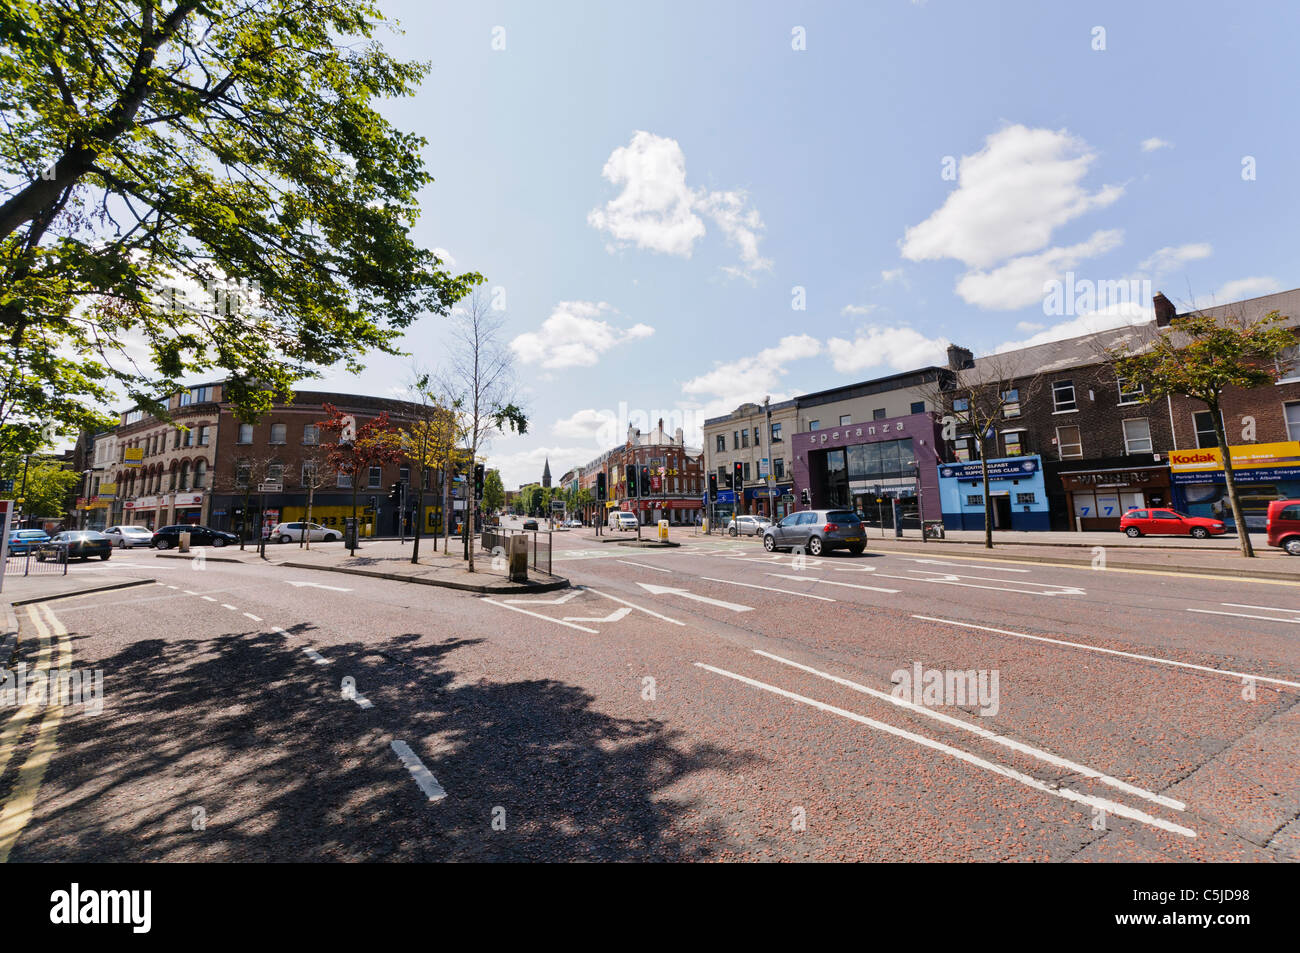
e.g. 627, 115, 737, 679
390, 740, 447, 802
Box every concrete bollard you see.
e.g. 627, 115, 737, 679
178, 530, 191, 553
658, 519, 669, 542
508, 533, 529, 582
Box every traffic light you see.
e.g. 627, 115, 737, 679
708, 472, 717, 499
800, 488, 811, 505
388, 482, 402, 503
367, 495, 377, 510
596, 471, 607, 501
640, 467, 651, 496
733, 461, 743, 491
626, 464, 638, 497
473, 463, 485, 499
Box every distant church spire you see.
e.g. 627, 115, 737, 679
542, 457, 552, 488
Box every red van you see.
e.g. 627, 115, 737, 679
1265, 499, 1300, 555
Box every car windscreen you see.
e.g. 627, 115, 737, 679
826, 511, 860, 524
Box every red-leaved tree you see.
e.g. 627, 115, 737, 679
317, 403, 404, 553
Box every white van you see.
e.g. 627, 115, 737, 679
609, 511, 639, 532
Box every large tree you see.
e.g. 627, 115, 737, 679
0, 0, 479, 452
1111, 308, 1295, 558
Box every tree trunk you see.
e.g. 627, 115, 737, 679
980, 440, 993, 549
442, 463, 451, 554
350, 479, 359, 555
304, 483, 314, 550
1211, 400, 1254, 557
411, 485, 423, 564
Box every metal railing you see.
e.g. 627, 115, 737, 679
2, 542, 69, 576
482, 525, 552, 576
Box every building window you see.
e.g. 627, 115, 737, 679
337, 472, 352, 488
1193, 411, 1218, 449
399, 465, 410, 484
368, 466, 381, 488
741, 429, 749, 448
1002, 430, 1024, 456
840, 415, 852, 426
1052, 380, 1077, 412
809, 420, 820, 431
124, 410, 144, 424
198, 425, 210, 447
952, 398, 969, 413
236, 461, 250, 487
773, 458, 785, 479
179, 461, 191, 490
1286, 402, 1300, 441
1117, 377, 1144, 405
1122, 418, 1153, 454
953, 435, 977, 462
717, 465, 727, 484
237, 423, 253, 444
770, 422, 782, 442
1015, 492, 1036, 505
910, 401, 925, 414
872, 408, 886, 420
1001, 389, 1021, 418
183, 428, 194, 448
193, 460, 207, 489
743, 462, 751, 481
966, 494, 984, 507
270, 423, 286, 445
1275, 344, 1300, 382
267, 462, 284, 484
303, 425, 319, 445
1056, 425, 1083, 459
301, 461, 317, 486
716, 435, 725, 453
733, 431, 740, 449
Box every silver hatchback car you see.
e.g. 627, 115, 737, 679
763, 508, 866, 556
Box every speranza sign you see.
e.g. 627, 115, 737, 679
1168, 441, 1300, 473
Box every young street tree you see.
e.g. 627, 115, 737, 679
1110, 307, 1295, 558
0, 0, 479, 445
317, 403, 403, 554
402, 374, 470, 564
443, 291, 527, 572
481, 469, 505, 514
924, 347, 1042, 549
297, 442, 333, 549
214, 450, 283, 550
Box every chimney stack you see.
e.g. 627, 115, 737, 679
946, 344, 974, 371
1153, 292, 1176, 328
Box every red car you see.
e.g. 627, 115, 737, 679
1265, 499, 1300, 555
1119, 508, 1226, 539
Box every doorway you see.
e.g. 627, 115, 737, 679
992, 493, 1012, 529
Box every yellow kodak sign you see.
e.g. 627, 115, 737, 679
1168, 441, 1300, 473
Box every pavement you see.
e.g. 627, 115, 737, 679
0, 517, 1296, 862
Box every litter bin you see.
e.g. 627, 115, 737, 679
658, 519, 669, 542
508, 533, 529, 582
923, 520, 945, 540
178, 530, 191, 552
344, 519, 358, 549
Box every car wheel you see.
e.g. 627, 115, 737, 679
36, 552, 45, 562
212, 537, 227, 547
155, 538, 170, 550
325, 534, 339, 542
1190, 527, 1210, 539
729, 526, 737, 537
763, 533, 776, 552
808, 536, 823, 556
1124, 526, 1141, 537
100, 553, 110, 560
116, 538, 124, 548
279, 534, 292, 544
1285, 538, 1300, 556
848, 544, 865, 555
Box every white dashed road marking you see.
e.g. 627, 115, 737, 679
390, 740, 447, 802
700, 577, 836, 602
243, 613, 263, 622
302, 648, 330, 665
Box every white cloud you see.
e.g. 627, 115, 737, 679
954, 229, 1124, 310
841, 304, 877, 316
485, 441, 593, 492
1016, 320, 1045, 333
901, 124, 1123, 270
1138, 242, 1211, 275
589, 130, 770, 278
880, 268, 904, 283
553, 408, 617, 440
1192, 276, 1282, 309
1140, 137, 1173, 153
825, 326, 950, 375
682, 334, 821, 411
432, 247, 456, 267
509, 301, 654, 369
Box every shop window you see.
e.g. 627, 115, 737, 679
1056, 425, 1083, 459
1285, 402, 1300, 442
270, 423, 287, 445
1002, 431, 1024, 456
1117, 376, 1144, 405
1052, 380, 1077, 412
1001, 389, 1021, 418
238, 423, 253, 444
1122, 418, 1153, 454
1193, 411, 1219, 448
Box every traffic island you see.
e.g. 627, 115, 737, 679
615, 539, 680, 548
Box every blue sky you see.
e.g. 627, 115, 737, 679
312, 0, 1300, 487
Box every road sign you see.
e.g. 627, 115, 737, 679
0, 479, 11, 492
258, 481, 282, 493
759, 458, 770, 478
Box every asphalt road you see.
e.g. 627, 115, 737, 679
2, 527, 1297, 862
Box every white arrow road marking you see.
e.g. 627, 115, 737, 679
586, 588, 685, 626
913, 615, 1300, 689
390, 740, 446, 802
904, 558, 1031, 573
693, 661, 1196, 838
503, 589, 582, 605
906, 569, 1085, 596
752, 649, 1184, 811
1187, 608, 1300, 625
484, 599, 598, 633
286, 581, 353, 592
768, 574, 900, 594
701, 577, 835, 601
636, 582, 753, 613
563, 607, 633, 623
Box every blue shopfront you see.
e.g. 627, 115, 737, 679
937, 455, 1050, 531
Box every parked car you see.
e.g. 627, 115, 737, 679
5, 528, 50, 555
39, 530, 112, 561
268, 521, 343, 544
522, 519, 539, 530
103, 525, 155, 549
763, 508, 866, 556
1118, 508, 1226, 539
1266, 499, 1300, 555
563, 519, 583, 528
608, 511, 639, 532
727, 515, 772, 537
152, 525, 239, 549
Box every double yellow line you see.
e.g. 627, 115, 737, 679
0, 603, 70, 863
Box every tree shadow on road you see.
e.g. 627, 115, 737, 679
5, 618, 755, 862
